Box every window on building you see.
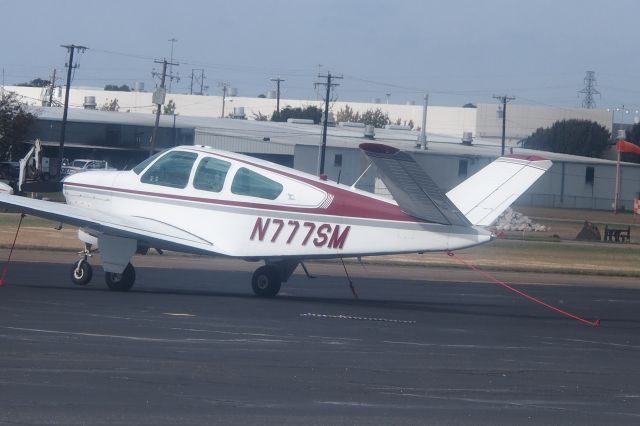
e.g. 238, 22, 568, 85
193, 157, 231, 193
585, 166, 595, 185
458, 159, 468, 177
334, 154, 343, 167
140, 151, 197, 188
231, 167, 283, 200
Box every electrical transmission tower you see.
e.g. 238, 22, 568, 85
167, 38, 178, 93
315, 72, 343, 176
190, 69, 207, 95
578, 71, 600, 109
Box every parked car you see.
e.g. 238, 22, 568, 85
62, 159, 117, 176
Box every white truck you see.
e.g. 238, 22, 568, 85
61, 159, 117, 177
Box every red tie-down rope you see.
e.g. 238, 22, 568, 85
446, 252, 600, 327
0, 214, 25, 287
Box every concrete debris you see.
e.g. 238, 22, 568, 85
493, 208, 548, 232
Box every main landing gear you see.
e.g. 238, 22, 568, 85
251, 260, 299, 298
69, 243, 136, 292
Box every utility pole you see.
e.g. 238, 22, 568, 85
493, 95, 515, 156
58, 44, 87, 178
315, 72, 343, 176
218, 82, 230, 118
150, 58, 179, 156
270, 77, 285, 113
167, 38, 178, 93
46, 68, 57, 107
417, 93, 429, 149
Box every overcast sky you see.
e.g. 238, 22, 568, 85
2, 0, 639, 110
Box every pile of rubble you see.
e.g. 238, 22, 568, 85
492, 208, 548, 232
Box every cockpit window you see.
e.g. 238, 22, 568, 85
140, 151, 197, 188
193, 157, 231, 193
132, 150, 166, 175
231, 167, 283, 200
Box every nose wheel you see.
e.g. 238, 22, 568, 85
70, 259, 93, 286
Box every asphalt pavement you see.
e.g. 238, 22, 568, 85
1, 255, 640, 425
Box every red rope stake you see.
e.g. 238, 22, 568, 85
446, 252, 600, 327
0, 214, 25, 287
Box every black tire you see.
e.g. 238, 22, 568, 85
70, 260, 92, 286
251, 265, 281, 297
105, 263, 136, 292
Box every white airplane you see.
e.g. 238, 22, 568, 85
0, 143, 551, 297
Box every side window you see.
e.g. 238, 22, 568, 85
193, 157, 231, 193
231, 167, 283, 200
140, 151, 197, 188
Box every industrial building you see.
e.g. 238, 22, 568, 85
6, 86, 640, 211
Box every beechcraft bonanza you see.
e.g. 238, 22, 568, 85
0, 143, 551, 297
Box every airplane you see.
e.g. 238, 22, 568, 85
0, 142, 551, 297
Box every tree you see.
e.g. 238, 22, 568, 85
257, 94, 266, 98
521, 119, 610, 158
17, 78, 50, 88
100, 98, 120, 112
0, 92, 35, 160
104, 84, 131, 92
163, 100, 176, 115
462, 102, 477, 108
252, 111, 269, 121
360, 108, 390, 128
336, 104, 359, 123
271, 105, 322, 124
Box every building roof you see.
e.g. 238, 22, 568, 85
29, 106, 637, 167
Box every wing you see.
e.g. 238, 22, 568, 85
0, 194, 217, 254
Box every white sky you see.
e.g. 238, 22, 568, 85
1, 0, 639, 110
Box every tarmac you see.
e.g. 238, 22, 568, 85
1, 251, 640, 425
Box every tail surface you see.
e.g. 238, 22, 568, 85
446, 156, 552, 226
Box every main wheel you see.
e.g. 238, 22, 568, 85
105, 263, 136, 292
251, 265, 281, 297
70, 260, 92, 286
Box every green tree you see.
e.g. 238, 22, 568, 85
163, 99, 176, 115
521, 119, 610, 158
462, 102, 477, 108
336, 104, 359, 123
0, 92, 35, 160
271, 105, 322, 124
17, 78, 50, 88
360, 108, 390, 128
104, 84, 131, 92
100, 98, 120, 112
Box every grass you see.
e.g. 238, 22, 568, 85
0, 207, 639, 277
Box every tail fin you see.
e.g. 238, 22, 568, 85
446, 155, 552, 226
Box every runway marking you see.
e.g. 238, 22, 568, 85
300, 313, 416, 324
1, 326, 186, 343
384, 340, 537, 350
162, 313, 196, 317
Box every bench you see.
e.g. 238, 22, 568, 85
603, 224, 631, 243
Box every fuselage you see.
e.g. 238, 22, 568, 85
62, 146, 492, 259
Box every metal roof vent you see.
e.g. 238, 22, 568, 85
462, 131, 473, 145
